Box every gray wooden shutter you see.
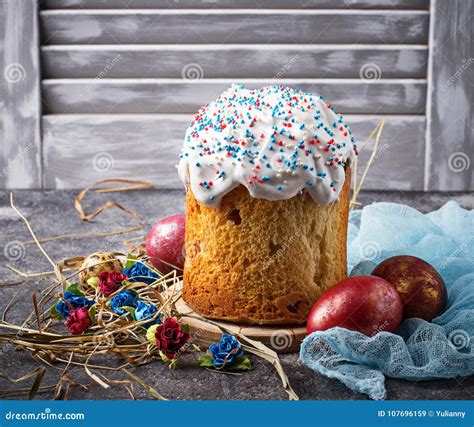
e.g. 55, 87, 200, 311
425, 0, 473, 192
38, 0, 430, 190
0, 0, 41, 189
2, 0, 470, 191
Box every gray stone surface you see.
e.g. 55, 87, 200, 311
0, 190, 473, 400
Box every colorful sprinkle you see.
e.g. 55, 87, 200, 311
178, 84, 357, 206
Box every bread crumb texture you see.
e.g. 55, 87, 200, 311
183, 169, 350, 325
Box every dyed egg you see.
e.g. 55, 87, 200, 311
307, 276, 403, 337
372, 255, 447, 321
146, 215, 185, 274
79, 252, 123, 285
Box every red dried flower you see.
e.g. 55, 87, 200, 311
155, 317, 190, 359
98, 271, 128, 296
65, 306, 92, 335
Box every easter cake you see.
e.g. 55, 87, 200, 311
178, 84, 357, 325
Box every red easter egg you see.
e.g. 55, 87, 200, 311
307, 275, 403, 336
146, 214, 185, 274
372, 255, 447, 321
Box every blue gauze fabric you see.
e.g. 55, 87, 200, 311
299, 201, 474, 400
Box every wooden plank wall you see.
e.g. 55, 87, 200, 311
0, 0, 42, 189
38, 0, 431, 190
42, 0, 430, 9
42, 113, 426, 190
6, 0, 461, 191
425, 0, 474, 191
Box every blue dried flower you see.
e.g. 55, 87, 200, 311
209, 334, 243, 367
109, 290, 139, 315
134, 301, 162, 327
123, 262, 159, 285
56, 291, 95, 319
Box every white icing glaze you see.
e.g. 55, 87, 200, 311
178, 84, 357, 207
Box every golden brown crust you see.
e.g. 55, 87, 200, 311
183, 168, 351, 325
